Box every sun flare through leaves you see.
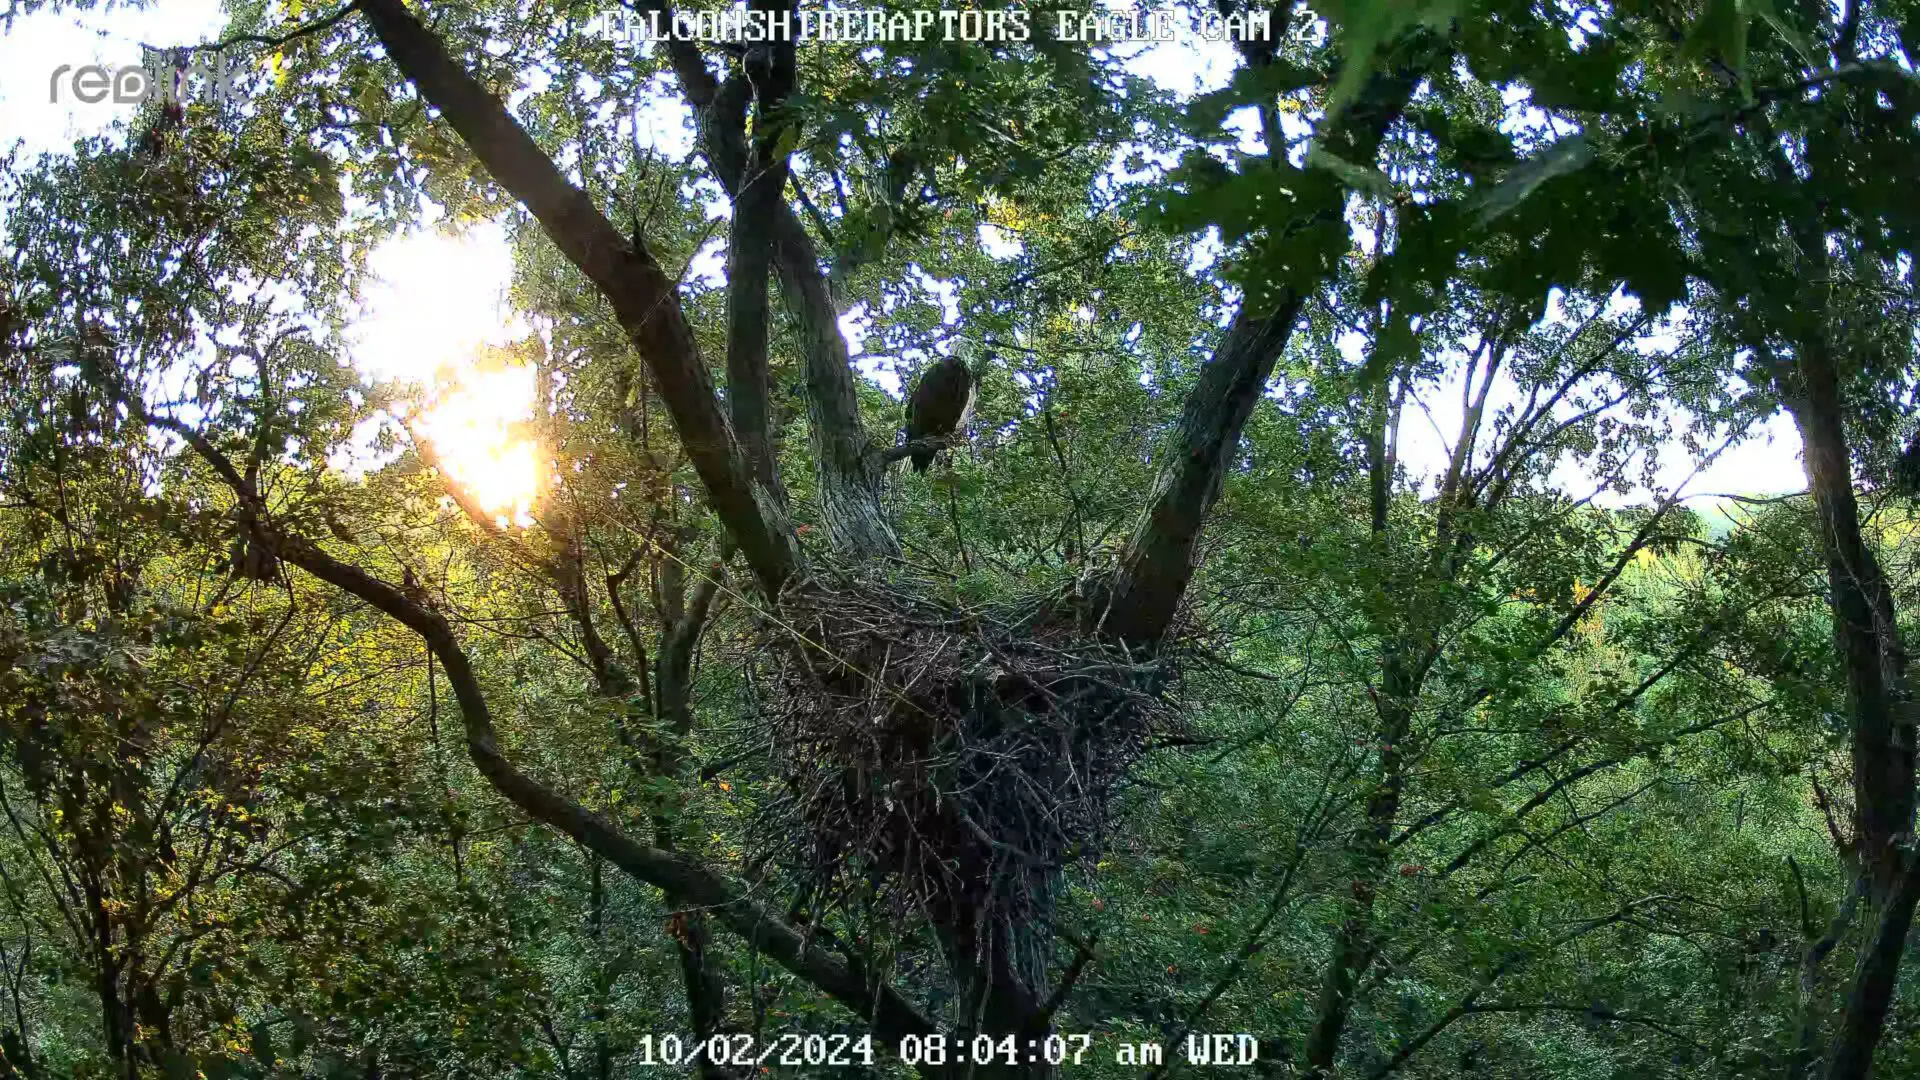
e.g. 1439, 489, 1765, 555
416, 363, 541, 521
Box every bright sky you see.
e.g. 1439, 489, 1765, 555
1, 2, 1804, 520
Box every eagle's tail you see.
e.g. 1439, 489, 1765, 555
910, 448, 933, 473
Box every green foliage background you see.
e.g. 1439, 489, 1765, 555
1, 0, 1918, 1076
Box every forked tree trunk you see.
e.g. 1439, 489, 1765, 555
767, 204, 899, 560
291, 6, 1440, 1076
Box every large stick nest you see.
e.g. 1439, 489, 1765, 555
751, 574, 1176, 927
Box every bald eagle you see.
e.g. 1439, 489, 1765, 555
902, 354, 976, 473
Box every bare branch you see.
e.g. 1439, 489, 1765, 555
144, 2, 359, 57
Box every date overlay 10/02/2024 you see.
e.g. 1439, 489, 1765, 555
633, 1031, 1266, 1068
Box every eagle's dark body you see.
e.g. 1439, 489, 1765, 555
903, 354, 976, 472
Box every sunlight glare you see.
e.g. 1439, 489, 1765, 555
343, 225, 544, 520
419, 364, 542, 521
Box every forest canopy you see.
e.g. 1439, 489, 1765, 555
0, 0, 1917, 1078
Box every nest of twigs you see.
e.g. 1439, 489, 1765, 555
750, 573, 1175, 931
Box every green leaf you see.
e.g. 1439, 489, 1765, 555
1305, 145, 1397, 200
1323, 0, 1460, 123
1472, 135, 1597, 226
1748, 0, 1820, 70
1684, 0, 1753, 96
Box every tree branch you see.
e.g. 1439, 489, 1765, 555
354, 0, 797, 595
1093, 33, 1446, 649
145, 1, 360, 57
137, 404, 941, 1052
1365, 896, 1690, 1078
722, 15, 786, 493
643, 0, 896, 560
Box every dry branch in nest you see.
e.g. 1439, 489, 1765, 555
750, 573, 1178, 936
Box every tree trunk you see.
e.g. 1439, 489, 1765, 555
1823, 869, 1920, 1080
673, 6, 899, 563
95, 964, 133, 1078
1097, 33, 1443, 651
724, 185, 778, 495
1098, 301, 1301, 647
766, 207, 899, 561
1778, 339, 1915, 1080
1306, 351, 1427, 1073
649, 566, 735, 1080
723, 6, 792, 504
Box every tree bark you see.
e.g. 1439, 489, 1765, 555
1781, 342, 1911, 884
768, 205, 900, 560
1775, 338, 1914, 1080
1304, 672, 1414, 1075
653, 0, 899, 562
722, 7, 793, 498
1095, 302, 1301, 647
1700, 100, 1920, 1080
724, 168, 777, 495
